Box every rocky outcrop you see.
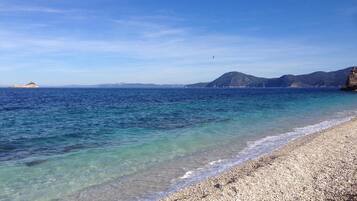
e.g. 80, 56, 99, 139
344, 67, 357, 91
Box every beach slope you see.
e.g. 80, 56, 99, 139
163, 118, 357, 201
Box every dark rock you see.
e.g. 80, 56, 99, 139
343, 67, 357, 91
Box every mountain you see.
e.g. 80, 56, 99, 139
96, 83, 184, 88
206, 72, 266, 88
61, 83, 184, 88
187, 67, 355, 88
185, 82, 210, 88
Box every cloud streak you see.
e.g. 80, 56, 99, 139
0, 5, 67, 13
0, 27, 351, 73
0, 6, 356, 85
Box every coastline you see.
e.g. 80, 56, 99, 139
64, 114, 357, 201
1, 87, 356, 201
162, 118, 357, 201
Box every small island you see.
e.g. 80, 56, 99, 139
13, 82, 39, 88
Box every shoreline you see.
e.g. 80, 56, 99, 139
162, 118, 357, 201
65, 115, 356, 201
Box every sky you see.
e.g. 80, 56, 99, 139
0, 0, 356, 85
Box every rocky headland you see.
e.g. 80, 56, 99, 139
344, 67, 357, 91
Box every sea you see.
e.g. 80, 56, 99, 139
0, 88, 356, 201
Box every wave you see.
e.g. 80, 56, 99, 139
155, 112, 356, 200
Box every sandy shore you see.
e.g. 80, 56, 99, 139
162, 118, 357, 201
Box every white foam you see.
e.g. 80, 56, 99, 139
230, 115, 354, 168
179, 171, 194, 179
169, 113, 356, 196
209, 159, 223, 166
244, 115, 353, 154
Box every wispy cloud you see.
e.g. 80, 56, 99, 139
0, 7, 356, 85
113, 16, 189, 38
0, 5, 67, 13
0, 26, 351, 75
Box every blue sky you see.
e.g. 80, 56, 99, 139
0, 0, 356, 85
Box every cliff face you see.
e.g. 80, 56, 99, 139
345, 67, 357, 91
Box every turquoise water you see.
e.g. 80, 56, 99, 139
0, 88, 356, 201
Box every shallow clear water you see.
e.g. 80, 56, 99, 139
0, 88, 356, 201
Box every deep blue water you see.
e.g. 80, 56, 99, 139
0, 88, 356, 201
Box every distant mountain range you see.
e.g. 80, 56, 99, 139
187, 67, 355, 88
2, 67, 354, 89
61, 83, 184, 88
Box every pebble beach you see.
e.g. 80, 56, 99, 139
163, 118, 357, 201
